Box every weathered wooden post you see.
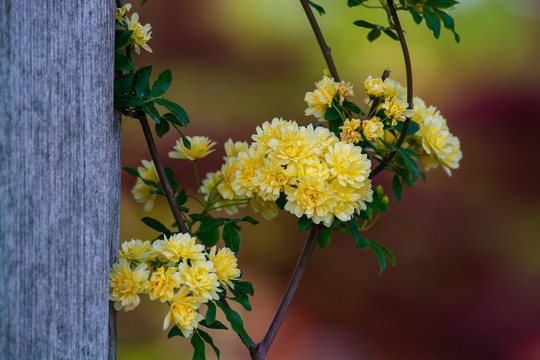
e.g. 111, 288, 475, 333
0, 2, 119, 359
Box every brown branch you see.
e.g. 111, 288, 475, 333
251, 224, 322, 360
299, 0, 340, 82
369, 0, 414, 179
136, 112, 190, 234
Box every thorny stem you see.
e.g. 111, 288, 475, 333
369, 0, 414, 179
299, 0, 340, 82
251, 224, 322, 360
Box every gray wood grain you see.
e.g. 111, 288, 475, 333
0, 1, 119, 359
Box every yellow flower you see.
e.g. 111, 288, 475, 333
224, 139, 249, 159
131, 160, 160, 212
363, 116, 384, 141
209, 246, 241, 289
364, 76, 386, 98
383, 78, 407, 99
340, 118, 362, 144
267, 123, 320, 171
162, 286, 203, 336
178, 260, 221, 302
152, 233, 205, 263
314, 126, 339, 153
249, 196, 279, 220
252, 157, 294, 201
147, 266, 181, 303
115, 3, 132, 22
304, 75, 338, 120
252, 117, 293, 154
218, 158, 240, 200
127, 13, 152, 54
325, 142, 371, 187
119, 239, 156, 264
336, 80, 354, 105
231, 147, 265, 198
169, 136, 216, 161
109, 259, 150, 311
284, 176, 338, 227
419, 115, 462, 175
382, 96, 415, 126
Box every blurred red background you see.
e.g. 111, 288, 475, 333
117, 1, 540, 359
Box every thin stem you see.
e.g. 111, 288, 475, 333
192, 160, 203, 199
369, 0, 413, 179
136, 112, 190, 234
251, 224, 322, 360
299, 0, 340, 81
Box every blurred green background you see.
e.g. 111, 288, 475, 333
117, 0, 540, 359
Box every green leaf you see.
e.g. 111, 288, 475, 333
216, 301, 251, 348
308, 1, 325, 15
233, 281, 254, 296
197, 329, 221, 359
115, 95, 143, 108
151, 69, 172, 98
423, 9, 441, 39
114, 72, 135, 96
324, 107, 340, 121
328, 119, 344, 137
347, 219, 369, 249
297, 215, 312, 233
114, 53, 135, 71
199, 319, 228, 330
198, 228, 220, 248
162, 112, 187, 128
410, 8, 423, 24
394, 120, 420, 135
182, 134, 192, 149
383, 28, 399, 41
115, 30, 133, 50
369, 240, 396, 276
342, 100, 362, 114
164, 167, 178, 193
370, 243, 387, 276
141, 217, 172, 236
317, 228, 332, 249
155, 98, 190, 125
391, 146, 421, 182
143, 101, 161, 123
177, 190, 188, 207
206, 301, 217, 325
348, 0, 368, 6
229, 290, 251, 311
135, 65, 152, 99
123, 166, 140, 178
198, 218, 223, 233
167, 325, 184, 338
353, 20, 378, 29
392, 174, 403, 202
227, 216, 259, 225
155, 118, 170, 137
367, 28, 381, 42
276, 192, 287, 210
436, 8, 460, 43
222, 224, 240, 253
368, 185, 389, 213
191, 332, 205, 360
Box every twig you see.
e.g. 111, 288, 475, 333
369, 0, 414, 178
136, 112, 190, 234
251, 224, 322, 360
299, 0, 340, 82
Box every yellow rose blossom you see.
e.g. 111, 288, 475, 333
314, 126, 339, 152
119, 239, 156, 264
339, 118, 362, 143
251, 117, 293, 154
419, 115, 462, 175
147, 266, 181, 303
438, 134, 462, 176
364, 76, 386, 98
383, 78, 407, 99
325, 142, 371, 187
231, 147, 265, 198
152, 233, 205, 263
131, 160, 160, 212
411, 97, 440, 130
218, 158, 240, 200
328, 180, 362, 222
252, 157, 295, 201
169, 136, 216, 161
284, 176, 338, 227
363, 116, 384, 141
109, 259, 150, 311
178, 260, 221, 302
249, 196, 279, 220
304, 75, 338, 120
296, 160, 330, 180
209, 246, 241, 289
336, 80, 354, 105
127, 13, 152, 54
224, 139, 249, 159
115, 3, 132, 22
267, 123, 320, 171
382, 96, 415, 126
162, 286, 203, 336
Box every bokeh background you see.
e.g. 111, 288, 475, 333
117, 0, 540, 359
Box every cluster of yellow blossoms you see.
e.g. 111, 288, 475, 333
304, 75, 354, 120
200, 118, 373, 226
109, 234, 241, 337
115, 3, 152, 54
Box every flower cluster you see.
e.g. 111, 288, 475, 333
198, 118, 373, 226
304, 75, 354, 120
110, 234, 242, 337
115, 3, 153, 54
